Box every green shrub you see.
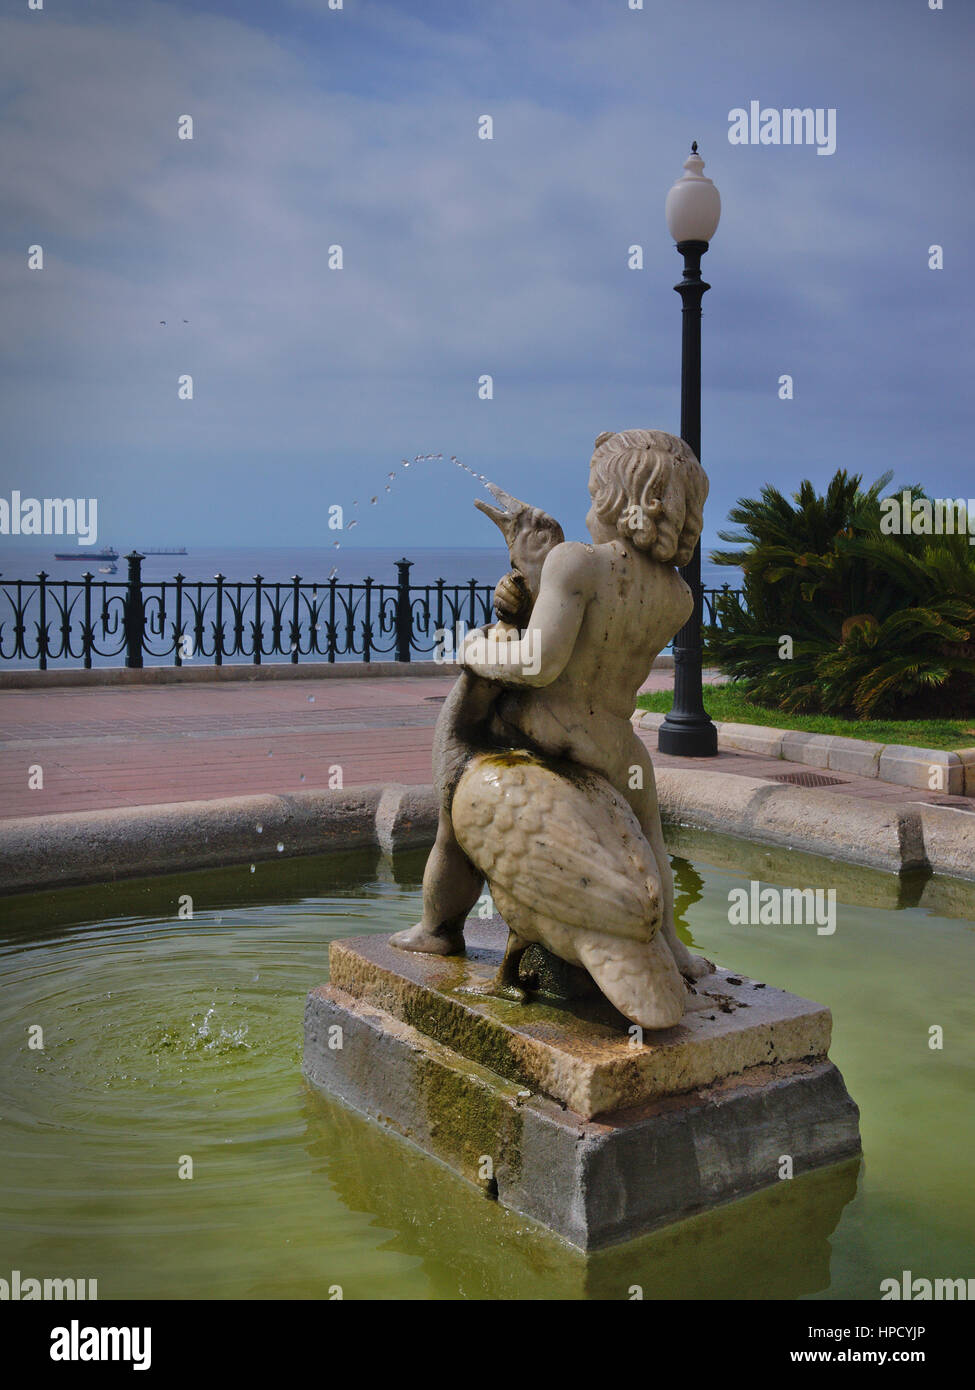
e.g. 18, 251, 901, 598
709, 471, 975, 718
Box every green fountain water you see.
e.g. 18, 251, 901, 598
1, 836, 972, 1300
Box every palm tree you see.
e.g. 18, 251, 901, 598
709, 472, 975, 717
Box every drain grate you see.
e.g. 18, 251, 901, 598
771, 771, 848, 789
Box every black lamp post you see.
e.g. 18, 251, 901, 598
657, 142, 719, 758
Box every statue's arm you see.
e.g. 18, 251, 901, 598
461, 543, 592, 688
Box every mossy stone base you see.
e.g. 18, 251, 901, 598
303, 921, 861, 1251
324, 917, 835, 1120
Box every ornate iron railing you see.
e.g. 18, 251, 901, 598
702, 583, 741, 626
0, 554, 744, 669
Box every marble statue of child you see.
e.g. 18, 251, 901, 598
392, 429, 712, 984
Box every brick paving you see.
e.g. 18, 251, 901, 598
0, 671, 964, 822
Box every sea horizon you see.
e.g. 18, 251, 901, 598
0, 543, 741, 591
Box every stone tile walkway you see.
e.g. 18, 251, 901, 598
0, 671, 963, 822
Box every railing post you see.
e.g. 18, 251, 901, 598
395, 558, 413, 662
82, 572, 93, 669
253, 574, 263, 665
214, 573, 224, 666
327, 577, 336, 662
435, 577, 445, 640
290, 574, 301, 663
123, 553, 145, 668
37, 571, 49, 670
173, 573, 184, 666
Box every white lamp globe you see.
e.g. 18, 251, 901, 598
665, 142, 721, 245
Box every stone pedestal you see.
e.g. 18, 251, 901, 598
302, 919, 861, 1251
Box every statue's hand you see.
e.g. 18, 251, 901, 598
493, 571, 532, 627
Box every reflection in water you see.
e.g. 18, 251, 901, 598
671, 854, 705, 944
301, 1087, 860, 1300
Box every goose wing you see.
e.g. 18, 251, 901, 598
452, 752, 661, 944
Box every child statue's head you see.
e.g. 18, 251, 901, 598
587, 429, 708, 567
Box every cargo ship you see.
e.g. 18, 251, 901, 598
54, 546, 119, 561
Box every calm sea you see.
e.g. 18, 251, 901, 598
0, 544, 739, 590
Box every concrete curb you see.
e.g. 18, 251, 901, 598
0, 655, 673, 690
2, 769, 972, 896
0, 661, 452, 689
913, 802, 975, 881
0, 784, 439, 895
637, 710, 975, 797
652, 769, 929, 875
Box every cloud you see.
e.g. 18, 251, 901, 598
0, 0, 972, 549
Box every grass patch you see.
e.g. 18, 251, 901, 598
637, 681, 975, 751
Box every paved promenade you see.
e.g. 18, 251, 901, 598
0, 670, 963, 822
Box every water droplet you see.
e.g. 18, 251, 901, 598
370, 496, 377, 504
328, 567, 338, 578
307, 695, 315, 703
250, 864, 255, 873
384, 485, 391, 492
299, 773, 306, 782
267, 749, 273, 757
276, 841, 284, 852
403, 461, 410, 468
347, 520, 358, 529
388, 471, 396, 479
256, 823, 263, 833
333, 540, 340, 549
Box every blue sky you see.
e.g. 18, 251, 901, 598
1, 0, 972, 554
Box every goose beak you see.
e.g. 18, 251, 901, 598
474, 483, 528, 540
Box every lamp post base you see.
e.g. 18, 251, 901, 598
657, 714, 718, 758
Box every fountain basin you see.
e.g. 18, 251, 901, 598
2, 833, 972, 1297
